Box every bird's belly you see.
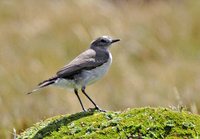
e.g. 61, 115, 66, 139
81, 58, 112, 86
54, 78, 79, 89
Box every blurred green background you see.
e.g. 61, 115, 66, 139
0, 0, 200, 138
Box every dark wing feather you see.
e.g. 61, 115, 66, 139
56, 48, 109, 78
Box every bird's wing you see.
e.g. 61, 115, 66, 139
27, 49, 109, 94
56, 49, 109, 78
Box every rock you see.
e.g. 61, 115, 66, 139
18, 107, 200, 138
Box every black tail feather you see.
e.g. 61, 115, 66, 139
27, 76, 57, 95
38, 76, 58, 86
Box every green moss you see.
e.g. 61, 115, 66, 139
18, 107, 200, 139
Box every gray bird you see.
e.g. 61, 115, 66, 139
28, 36, 120, 111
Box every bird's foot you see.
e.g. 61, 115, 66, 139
95, 106, 106, 112
86, 106, 106, 112
83, 109, 87, 112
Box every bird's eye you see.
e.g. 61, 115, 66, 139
101, 39, 107, 43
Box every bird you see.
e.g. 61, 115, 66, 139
28, 36, 120, 111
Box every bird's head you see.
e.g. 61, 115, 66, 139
90, 36, 120, 49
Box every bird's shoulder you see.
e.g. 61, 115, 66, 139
69, 49, 96, 64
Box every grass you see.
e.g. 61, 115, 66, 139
18, 107, 200, 138
1, 0, 200, 138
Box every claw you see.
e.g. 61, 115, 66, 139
95, 106, 106, 112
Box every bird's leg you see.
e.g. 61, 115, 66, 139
81, 87, 105, 112
74, 89, 86, 112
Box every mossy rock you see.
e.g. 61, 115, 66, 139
18, 107, 200, 139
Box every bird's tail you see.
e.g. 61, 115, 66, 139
27, 76, 58, 95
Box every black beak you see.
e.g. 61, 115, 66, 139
111, 39, 120, 43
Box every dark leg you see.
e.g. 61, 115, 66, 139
81, 87, 105, 111
74, 89, 86, 111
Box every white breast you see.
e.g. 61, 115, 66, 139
81, 53, 112, 86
